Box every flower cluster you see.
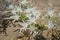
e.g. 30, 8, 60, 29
5, 0, 41, 32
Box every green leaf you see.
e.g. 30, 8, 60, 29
51, 16, 56, 23
27, 23, 36, 28
48, 16, 51, 19
36, 23, 47, 30
19, 12, 29, 22
31, 23, 36, 26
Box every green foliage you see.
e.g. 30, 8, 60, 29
27, 23, 36, 28
51, 16, 56, 23
31, 23, 36, 26
47, 15, 56, 23
48, 15, 51, 19
19, 12, 29, 22
27, 23, 47, 30
35, 23, 47, 30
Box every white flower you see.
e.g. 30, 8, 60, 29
20, 22, 28, 28
25, 8, 32, 13
28, 25, 37, 31
47, 8, 54, 17
25, 7, 40, 24
13, 15, 19, 20
47, 21, 54, 28
21, 0, 28, 4
5, 15, 19, 21
8, 0, 41, 33
16, 7, 23, 12
33, 10, 40, 18
9, 4, 14, 9
11, 7, 23, 15
11, 10, 16, 14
